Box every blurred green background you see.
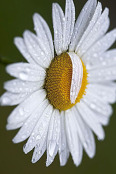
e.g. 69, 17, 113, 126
0, 0, 116, 173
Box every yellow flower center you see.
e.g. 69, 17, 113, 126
45, 53, 88, 111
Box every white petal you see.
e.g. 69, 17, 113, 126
72, 106, 96, 158
88, 66, 116, 82
7, 89, 46, 125
4, 79, 43, 94
87, 49, 116, 68
77, 8, 110, 57
63, 0, 75, 51
23, 104, 53, 154
82, 90, 113, 122
33, 13, 54, 59
32, 140, 46, 163
100, 81, 116, 88
82, 96, 111, 126
12, 100, 49, 143
6, 122, 24, 130
74, 2, 102, 54
46, 110, 56, 165
65, 109, 83, 166
6, 63, 46, 82
76, 101, 105, 140
14, 37, 36, 64
0, 92, 29, 106
68, 52, 83, 104
86, 83, 116, 104
69, 0, 97, 52
83, 29, 116, 63
52, 3, 64, 55
46, 109, 60, 166
59, 111, 69, 166
23, 30, 51, 68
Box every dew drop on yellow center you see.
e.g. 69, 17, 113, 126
45, 53, 88, 111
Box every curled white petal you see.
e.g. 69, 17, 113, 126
68, 52, 83, 104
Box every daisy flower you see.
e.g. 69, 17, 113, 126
1, 0, 116, 167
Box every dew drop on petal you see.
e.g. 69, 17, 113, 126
48, 141, 56, 157
38, 150, 42, 155
21, 135, 26, 139
23, 144, 27, 152
90, 103, 96, 109
36, 134, 41, 140
19, 107, 24, 116
1, 97, 11, 105
19, 72, 28, 80
26, 68, 30, 72
84, 142, 88, 149
41, 52, 44, 56
32, 158, 36, 163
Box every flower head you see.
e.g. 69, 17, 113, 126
1, 0, 116, 166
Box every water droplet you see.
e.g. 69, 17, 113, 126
1, 97, 11, 105
32, 158, 36, 163
36, 134, 41, 140
19, 72, 28, 80
32, 132, 35, 136
26, 68, 30, 72
21, 135, 26, 139
93, 53, 97, 57
38, 150, 42, 155
55, 30, 58, 34
23, 144, 27, 153
102, 61, 107, 66
49, 141, 56, 157
41, 52, 44, 56
84, 142, 88, 149
19, 107, 24, 115
62, 143, 65, 150
90, 103, 96, 109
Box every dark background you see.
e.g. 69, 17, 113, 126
0, 0, 116, 173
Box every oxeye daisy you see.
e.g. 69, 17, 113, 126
1, 0, 116, 167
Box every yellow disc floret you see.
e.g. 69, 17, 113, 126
45, 53, 88, 111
